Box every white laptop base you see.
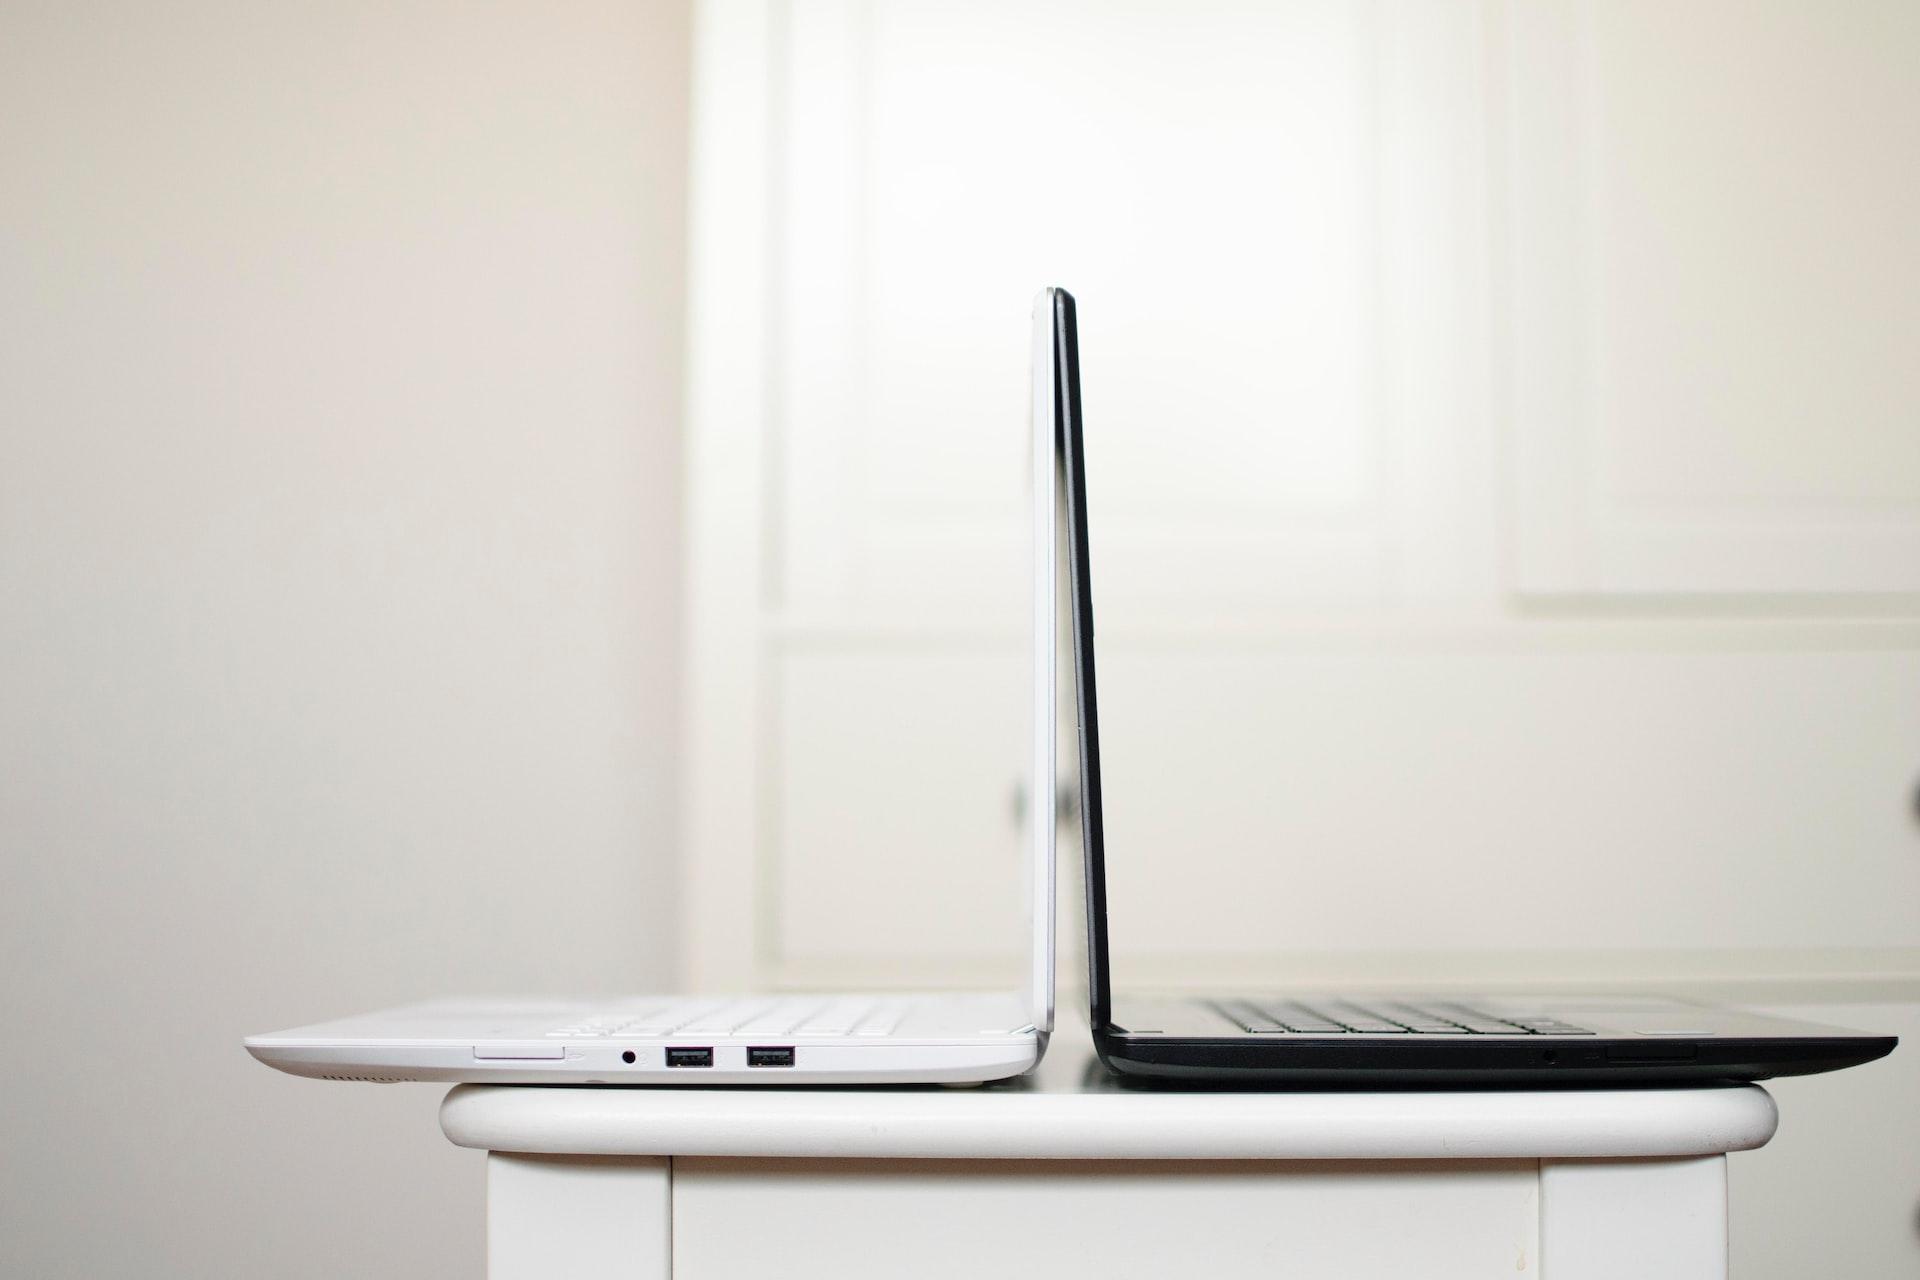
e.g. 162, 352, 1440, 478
247, 992, 1040, 1085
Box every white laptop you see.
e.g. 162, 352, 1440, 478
245, 306, 1060, 1085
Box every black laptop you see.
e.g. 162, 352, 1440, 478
1041, 286, 1897, 1086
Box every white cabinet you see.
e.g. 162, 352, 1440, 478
680, 0, 1920, 994
768, 0, 1495, 617
772, 0, 1920, 614
1502, 0, 1920, 595
760, 634, 1920, 988
1094, 641, 1920, 966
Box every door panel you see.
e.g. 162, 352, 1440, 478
769, 638, 1920, 980
1503, 0, 1920, 594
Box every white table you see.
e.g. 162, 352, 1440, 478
440, 1037, 1778, 1279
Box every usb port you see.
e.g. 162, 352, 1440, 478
747, 1046, 795, 1068
665, 1047, 713, 1068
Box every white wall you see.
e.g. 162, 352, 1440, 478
0, 2, 689, 1275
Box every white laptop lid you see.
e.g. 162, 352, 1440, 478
1028, 289, 1058, 1035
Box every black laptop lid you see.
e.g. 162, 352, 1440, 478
1049, 288, 1117, 1032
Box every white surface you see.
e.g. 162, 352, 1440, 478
461, 1039, 1763, 1279
456, 1033, 1767, 1279
489, 1155, 669, 1280
0, 3, 689, 1278
1541, 1157, 1727, 1280
440, 1037, 1778, 1162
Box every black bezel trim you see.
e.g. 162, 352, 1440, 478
1054, 288, 1114, 1032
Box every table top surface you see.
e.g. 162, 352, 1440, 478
439, 1027, 1779, 1161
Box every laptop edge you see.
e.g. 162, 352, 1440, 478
1045, 285, 1898, 1086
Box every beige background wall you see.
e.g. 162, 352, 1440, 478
0, 2, 690, 1275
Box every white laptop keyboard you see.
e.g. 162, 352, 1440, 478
548, 997, 909, 1039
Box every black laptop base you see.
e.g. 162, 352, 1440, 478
1093, 1028, 1897, 1088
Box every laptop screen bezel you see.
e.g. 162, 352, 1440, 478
1050, 288, 1116, 1032
1027, 291, 1058, 1037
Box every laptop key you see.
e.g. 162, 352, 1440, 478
1215, 1001, 1277, 1032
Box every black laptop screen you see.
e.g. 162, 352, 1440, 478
1051, 288, 1118, 1031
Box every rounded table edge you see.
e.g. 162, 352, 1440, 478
439, 1081, 1779, 1162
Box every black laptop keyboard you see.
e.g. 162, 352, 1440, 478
1214, 999, 1594, 1036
